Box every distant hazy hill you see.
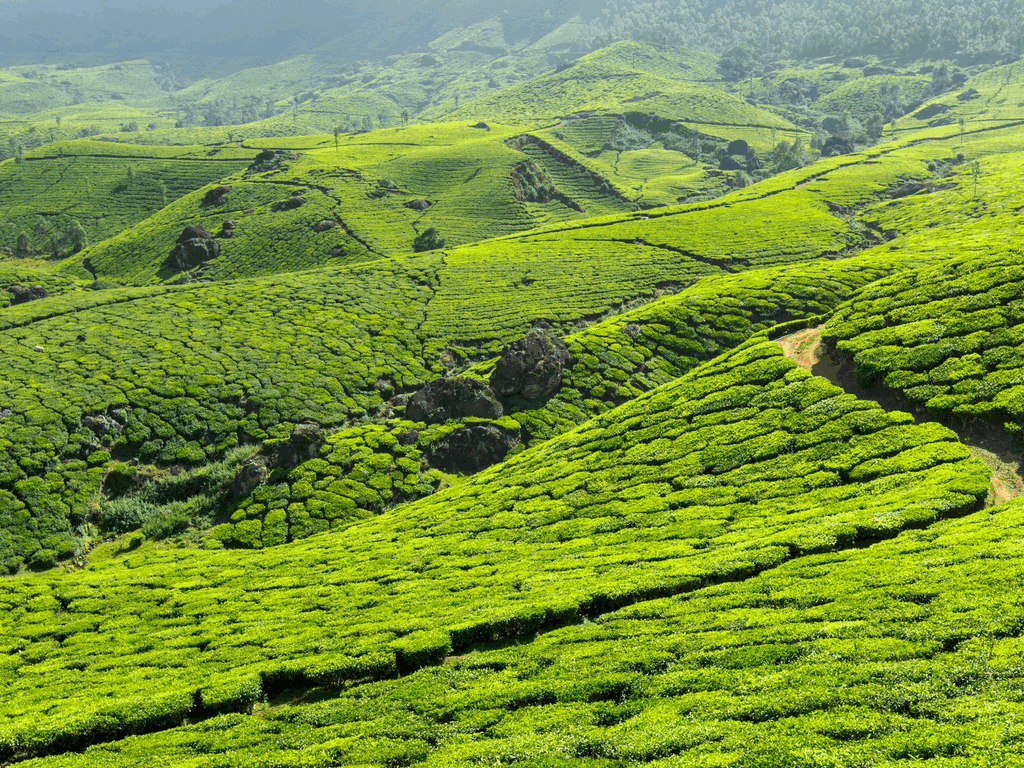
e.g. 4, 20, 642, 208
0, 0, 606, 73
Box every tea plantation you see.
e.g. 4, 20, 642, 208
823, 250, 1024, 435
1, 27, 1024, 768
0, 340, 991, 762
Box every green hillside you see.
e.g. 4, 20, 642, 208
0, 141, 257, 257
2, 17, 1024, 768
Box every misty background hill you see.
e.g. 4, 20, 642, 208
0, 0, 606, 75
3, 0, 1022, 80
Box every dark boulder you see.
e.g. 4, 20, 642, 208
271, 196, 306, 212
231, 455, 269, 499
271, 423, 326, 469
313, 219, 339, 232
203, 185, 232, 205
718, 155, 743, 171
397, 428, 419, 446
406, 377, 503, 424
404, 199, 432, 211
821, 136, 855, 157
169, 226, 221, 270
5, 284, 48, 305
726, 139, 749, 156
176, 224, 214, 243
430, 424, 517, 474
490, 328, 573, 400
471, 122, 492, 131
218, 220, 236, 238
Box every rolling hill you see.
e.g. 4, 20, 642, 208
1, 26, 1024, 768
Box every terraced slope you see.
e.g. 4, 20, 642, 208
0, 141, 256, 256
207, 252, 907, 548
15, 494, 1024, 767
0, 339, 990, 763
1, 116, 990, 570
823, 251, 1024, 436
438, 42, 795, 141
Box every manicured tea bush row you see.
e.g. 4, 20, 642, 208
0, 264, 83, 308
0, 339, 990, 760
72, 179, 373, 284
213, 253, 903, 547
516, 141, 635, 218
505, 253, 905, 444
0, 221, 726, 570
823, 250, 1024, 434
566, 187, 859, 270
0, 257, 441, 570
74, 122, 630, 284
26, 496, 1024, 767
213, 422, 450, 549
0, 141, 256, 253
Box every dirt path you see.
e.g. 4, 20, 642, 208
777, 325, 1024, 508
776, 326, 825, 370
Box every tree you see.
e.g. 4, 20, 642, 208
334, 125, 341, 151
401, 110, 410, 127
719, 45, 754, 82
412, 227, 445, 252
14, 232, 31, 256
971, 159, 981, 199
866, 112, 884, 140
58, 219, 88, 255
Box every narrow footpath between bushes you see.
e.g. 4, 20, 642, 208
777, 326, 1024, 506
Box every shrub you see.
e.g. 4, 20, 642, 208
413, 228, 446, 252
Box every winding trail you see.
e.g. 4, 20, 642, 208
777, 325, 1024, 507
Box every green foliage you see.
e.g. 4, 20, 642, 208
824, 250, 1024, 434
0, 141, 255, 256
412, 227, 445, 252
0, 340, 990, 762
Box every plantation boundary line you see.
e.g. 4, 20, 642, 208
589, 237, 737, 272
22, 154, 252, 163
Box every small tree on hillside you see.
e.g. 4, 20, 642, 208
412, 227, 445, 252
719, 45, 754, 82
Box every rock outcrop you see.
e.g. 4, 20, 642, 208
169, 225, 221, 270
429, 424, 517, 473
271, 196, 306, 212
5, 284, 48, 305
203, 185, 232, 205
271, 423, 326, 469
231, 455, 270, 499
229, 423, 326, 499
406, 377, 503, 424
490, 328, 573, 400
